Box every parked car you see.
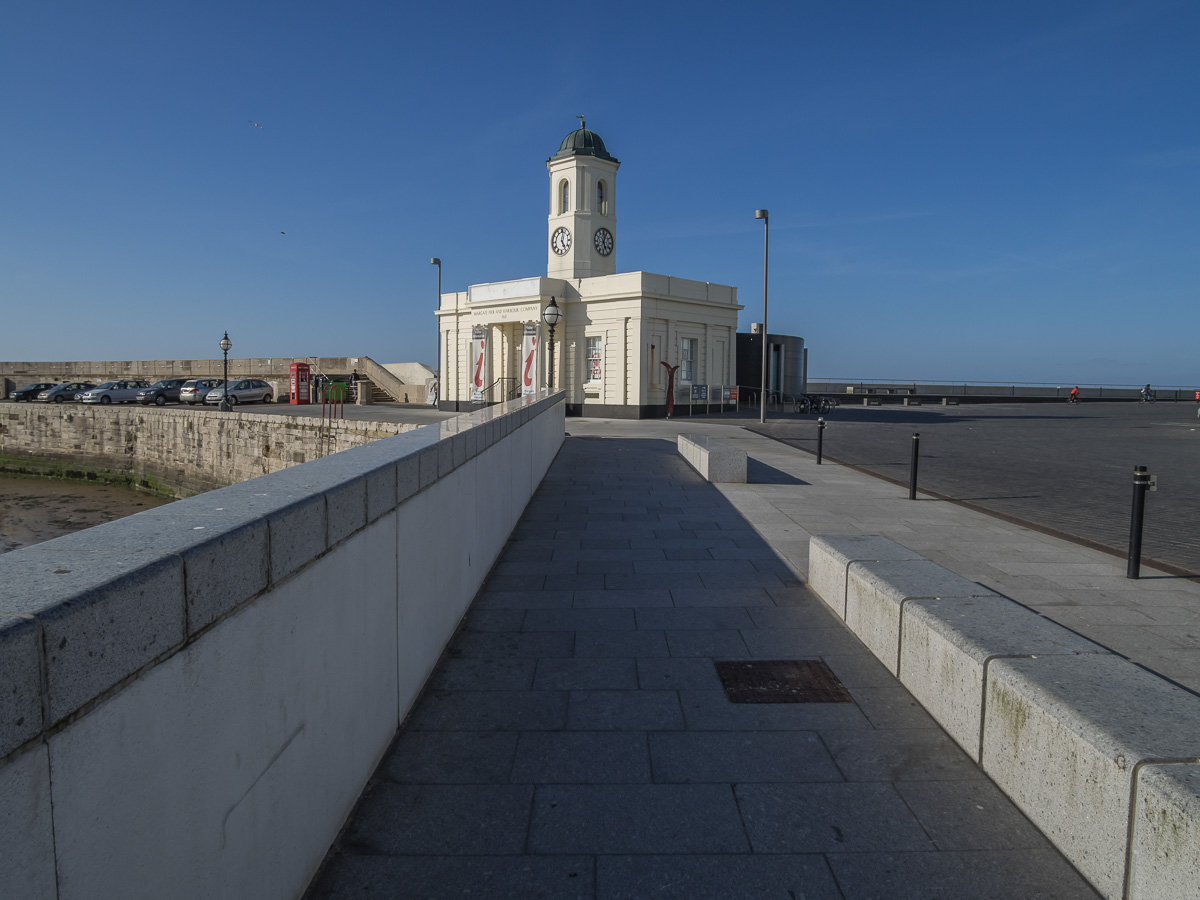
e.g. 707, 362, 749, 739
79, 380, 151, 405
179, 379, 224, 405
8, 382, 58, 402
204, 379, 274, 406
136, 378, 189, 406
36, 382, 96, 403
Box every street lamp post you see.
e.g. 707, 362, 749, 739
542, 297, 561, 390
219, 331, 232, 412
755, 209, 769, 424
431, 258, 441, 407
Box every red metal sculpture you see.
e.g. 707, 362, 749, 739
660, 361, 680, 418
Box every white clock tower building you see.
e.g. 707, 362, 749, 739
546, 119, 619, 279
438, 121, 742, 417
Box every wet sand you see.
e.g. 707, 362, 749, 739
0, 475, 173, 554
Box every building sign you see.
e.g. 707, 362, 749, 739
729, 386, 739, 402
521, 323, 538, 396
691, 384, 708, 401
469, 302, 543, 324
470, 327, 488, 401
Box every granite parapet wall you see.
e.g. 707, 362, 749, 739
0, 405, 418, 496
0, 391, 566, 900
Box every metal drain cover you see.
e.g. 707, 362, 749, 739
714, 659, 853, 704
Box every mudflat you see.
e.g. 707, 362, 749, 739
0, 475, 173, 554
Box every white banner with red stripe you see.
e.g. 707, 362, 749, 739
521, 323, 539, 396
470, 326, 488, 401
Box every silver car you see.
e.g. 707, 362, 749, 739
204, 378, 274, 406
35, 382, 96, 403
80, 380, 151, 405
179, 379, 224, 405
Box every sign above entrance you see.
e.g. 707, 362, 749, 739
469, 302, 543, 324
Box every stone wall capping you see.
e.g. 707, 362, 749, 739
808, 534, 926, 620
0, 550, 185, 727
193, 479, 330, 585
44, 510, 270, 636
846, 557, 999, 674
900, 594, 1112, 760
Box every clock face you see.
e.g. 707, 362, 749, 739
551, 226, 572, 256
593, 227, 613, 256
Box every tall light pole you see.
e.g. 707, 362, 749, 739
431, 258, 441, 407
219, 331, 232, 412
542, 296, 561, 390
755, 209, 769, 424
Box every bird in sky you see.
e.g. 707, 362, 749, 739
249, 120, 262, 128
280, 231, 285, 234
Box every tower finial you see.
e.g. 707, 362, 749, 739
576, 114, 585, 130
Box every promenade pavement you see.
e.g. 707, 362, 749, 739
304, 417, 1141, 899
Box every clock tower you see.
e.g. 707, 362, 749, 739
547, 119, 619, 279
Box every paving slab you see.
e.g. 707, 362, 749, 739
305, 430, 1101, 900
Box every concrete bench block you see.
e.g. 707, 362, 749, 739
807, 535, 923, 620
845, 558, 998, 674
982, 654, 1200, 900
0, 549, 185, 725
1129, 764, 1200, 900
0, 614, 42, 756
677, 434, 747, 483
899, 596, 1110, 760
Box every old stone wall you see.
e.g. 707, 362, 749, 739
0, 405, 419, 496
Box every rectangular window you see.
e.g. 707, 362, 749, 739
680, 338, 696, 383
585, 336, 602, 382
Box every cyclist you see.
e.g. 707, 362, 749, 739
1141, 383, 1153, 403
1069, 386, 1079, 404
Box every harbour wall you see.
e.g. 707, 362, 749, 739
0, 405, 419, 496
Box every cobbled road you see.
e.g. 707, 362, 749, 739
750, 400, 1200, 576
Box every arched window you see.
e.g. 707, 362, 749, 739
560, 180, 570, 214
597, 180, 607, 216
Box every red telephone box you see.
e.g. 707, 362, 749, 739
289, 362, 311, 404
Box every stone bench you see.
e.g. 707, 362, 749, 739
808, 533, 1200, 900
676, 433, 747, 483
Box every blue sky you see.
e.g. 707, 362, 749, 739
2, 1, 1196, 385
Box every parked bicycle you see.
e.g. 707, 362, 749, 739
794, 394, 836, 415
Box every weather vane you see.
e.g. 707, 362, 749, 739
577, 114, 585, 129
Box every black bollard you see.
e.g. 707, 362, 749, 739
816, 417, 826, 465
1127, 466, 1150, 579
909, 432, 920, 500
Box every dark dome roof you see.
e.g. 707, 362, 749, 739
550, 125, 618, 163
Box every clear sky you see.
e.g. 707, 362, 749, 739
2, 1, 1196, 386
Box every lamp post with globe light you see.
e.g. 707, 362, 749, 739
542, 297, 562, 390
219, 332, 232, 411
